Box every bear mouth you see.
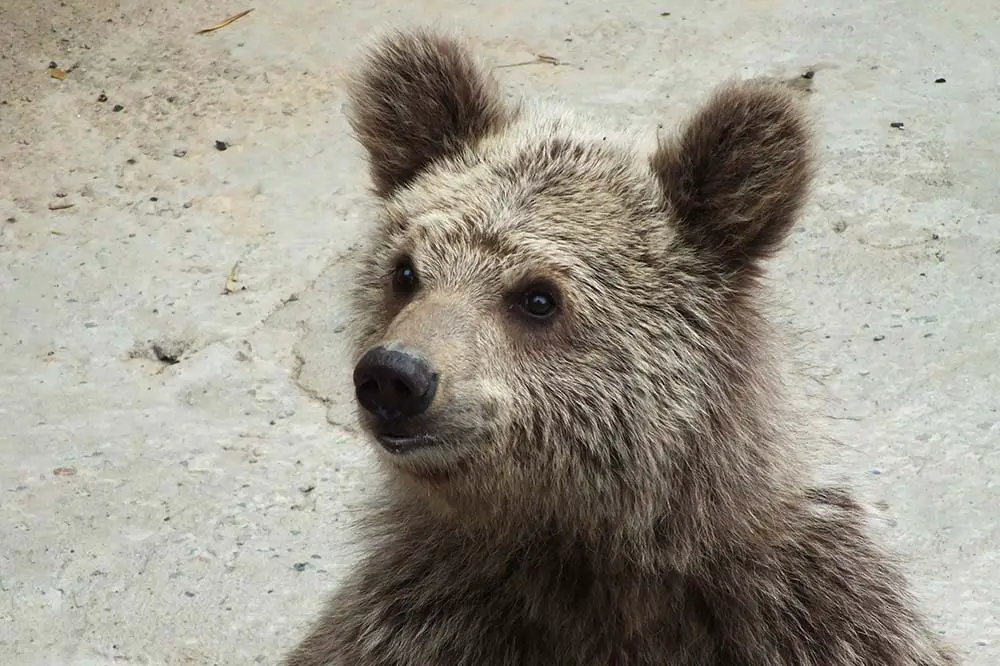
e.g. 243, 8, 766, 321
373, 431, 438, 455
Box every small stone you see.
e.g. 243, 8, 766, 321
150, 340, 185, 365
172, 148, 187, 158
293, 562, 308, 572
801, 70, 815, 79
112, 104, 124, 112
97, 93, 108, 103
48, 61, 58, 69
934, 77, 946, 83
890, 121, 904, 129
873, 334, 885, 342
214, 140, 229, 151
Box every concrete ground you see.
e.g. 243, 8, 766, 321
1, 0, 997, 664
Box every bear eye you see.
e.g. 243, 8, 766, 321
391, 257, 419, 294
517, 286, 559, 320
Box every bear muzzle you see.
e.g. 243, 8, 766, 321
353, 344, 440, 454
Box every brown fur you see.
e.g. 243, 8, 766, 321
283, 27, 955, 666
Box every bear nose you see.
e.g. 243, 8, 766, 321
353, 346, 438, 421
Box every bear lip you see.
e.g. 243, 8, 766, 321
374, 432, 438, 455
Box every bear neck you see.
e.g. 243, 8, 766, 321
376, 402, 800, 578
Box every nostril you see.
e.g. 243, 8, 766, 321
355, 376, 382, 411
390, 377, 413, 398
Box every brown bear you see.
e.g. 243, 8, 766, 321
283, 27, 956, 666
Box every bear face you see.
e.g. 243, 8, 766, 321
344, 29, 814, 545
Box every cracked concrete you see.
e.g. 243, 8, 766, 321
1, 1, 998, 664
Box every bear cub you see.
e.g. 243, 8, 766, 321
283, 27, 955, 666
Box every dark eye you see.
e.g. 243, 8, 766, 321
518, 287, 559, 320
391, 258, 419, 294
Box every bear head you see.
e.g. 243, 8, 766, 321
343, 28, 814, 553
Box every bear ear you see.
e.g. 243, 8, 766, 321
651, 80, 814, 276
346, 28, 515, 198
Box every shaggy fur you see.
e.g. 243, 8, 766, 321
283, 27, 955, 666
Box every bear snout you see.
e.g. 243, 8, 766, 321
353, 344, 440, 449
354, 345, 439, 419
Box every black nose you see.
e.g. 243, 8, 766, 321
353, 346, 438, 421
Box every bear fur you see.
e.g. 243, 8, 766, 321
282, 27, 955, 666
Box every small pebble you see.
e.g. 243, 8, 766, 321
113, 104, 124, 112
293, 562, 308, 572
873, 334, 885, 342
934, 77, 946, 83
214, 140, 229, 151
97, 93, 108, 103
801, 70, 815, 80
48, 61, 58, 69
172, 148, 187, 158
890, 122, 904, 129
149, 196, 158, 202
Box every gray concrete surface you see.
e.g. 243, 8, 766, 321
1, 1, 997, 664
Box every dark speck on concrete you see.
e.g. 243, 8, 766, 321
890, 122, 904, 129
935, 77, 946, 83
802, 70, 815, 79
214, 140, 229, 151
293, 562, 308, 572
113, 104, 124, 112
